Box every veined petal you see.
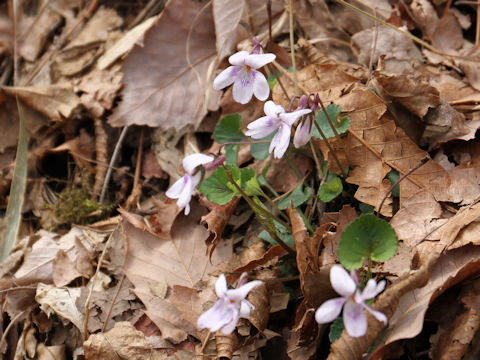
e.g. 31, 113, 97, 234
183, 153, 214, 175
293, 118, 312, 148
244, 53, 276, 69
264, 100, 285, 118
280, 108, 312, 126
245, 116, 280, 139
232, 74, 254, 104
219, 307, 240, 334
215, 274, 228, 298
239, 299, 254, 318
165, 176, 187, 199
213, 66, 243, 90
315, 297, 346, 324
227, 280, 262, 301
330, 265, 356, 297
229, 51, 249, 66
343, 300, 368, 337
251, 70, 270, 101
364, 305, 388, 324
271, 123, 291, 159
361, 279, 386, 300
197, 299, 233, 332
176, 174, 195, 210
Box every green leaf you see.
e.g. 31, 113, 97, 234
213, 113, 247, 143
387, 170, 400, 197
2, 101, 28, 262
250, 133, 274, 160
198, 167, 237, 205
278, 183, 312, 209
225, 144, 238, 166
329, 317, 345, 343
318, 173, 343, 202
312, 104, 351, 139
267, 70, 281, 91
258, 221, 295, 247
359, 203, 374, 214
240, 168, 263, 196
338, 214, 398, 270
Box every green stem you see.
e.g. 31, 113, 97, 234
261, 193, 290, 223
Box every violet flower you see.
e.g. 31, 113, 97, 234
197, 273, 262, 334
165, 153, 214, 215
293, 115, 313, 148
315, 265, 387, 337
245, 100, 311, 159
213, 50, 276, 104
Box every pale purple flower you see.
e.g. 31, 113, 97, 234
166, 153, 214, 215
245, 100, 311, 159
197, 273, 262, 334
293, 115, 313, 148
213, 51, 276, 104
315, 265, 387, 337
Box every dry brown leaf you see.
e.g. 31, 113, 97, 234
145, 198, 183, 239
84, 321, 154, 360
52, 250, 82, 287
409, 0, 438, 39
459, 45, 480, 91
47, 129, 94, 172
2, 85, 82, 120
109, 0, 216, 132
36, 344, 65, 360
142, 151, 167, 180
430, 12, 463, 53
213, 0, 246, 59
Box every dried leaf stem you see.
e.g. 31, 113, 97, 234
101, 273, 125, 332
288, 0, 299, 96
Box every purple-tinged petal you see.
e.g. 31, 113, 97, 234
330, 265, 356, 297
229, 51, 249, 66
197, 299, 233, 332
280, 108, 312, 126
213, 66, 242, 90
361, 279, 386, 300
215, 274, 228, 298
237, 272, 249, 287
270, 123, 291, 159
183, 153, 214, 175
251, 70, 270, 101
239, 299, 254, 318
165, 176, 187, 199
232, 73, 254, 104
263, 100, 285, 118
219, 307, 240, 334
176, 174, 195, 211
245, 116, 280, 139
293, 117, 312, 148
343, 300, 368, 337
244, 53, 276, 68
227, 280, 262, 301
315, 297, 346, 324
184, 203, 191, 215
364, 305, 388, 324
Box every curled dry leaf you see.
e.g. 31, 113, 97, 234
109, 0, 217, 133
83, 321, 154, 360
287, 299, 321, 360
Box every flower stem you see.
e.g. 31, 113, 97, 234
312, 118, 347, 177
288, 0, 299, 96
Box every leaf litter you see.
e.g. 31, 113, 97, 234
0, 0, 480, 359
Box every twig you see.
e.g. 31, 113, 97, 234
288, 0, 299, 96
376, 157, 429, 217
93, 118, 108, 199
125, 128, 144, 209
265, 63, 290, 100
267, 0, 272, 42
101, 274, 126, 332
100, 126, 129, 203
0, 310, 26, 348
312, 119, 347, 177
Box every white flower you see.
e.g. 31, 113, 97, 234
197, 273, 262, 334
166, 153, 214, 215
293, 115, 313, 148
245, 100, 311, 159
213, 51, 276, 104
315, 265, 387, 337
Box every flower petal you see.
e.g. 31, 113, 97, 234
213, 66, 241, 90
176, 174, 195, 210
361, 279, 386, 300
227, 280, 262, 301
330, 265, 356, 297
239, 299, 254, 318
244, 53, 276, 68
270, 123, 291, 159
197, 299, 233, 332
293, 117, 312, 148
343, 300, 368, 337
245, 116, 280, 139
165, 176, 187, 199
183, 153, 214, 175
315, 297, 346, 324
229, 51, 249, 66
263, 100, 285, 118
215, 274, 228, 298
232, 74, 254, 104
364, 305, 388, 324
280, 109, 312, 126
251, 70, 270, 101
219, 307, 240, 334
